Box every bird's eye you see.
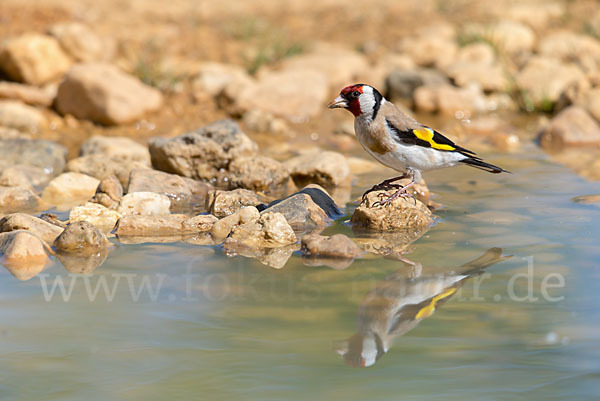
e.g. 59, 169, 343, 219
352, 91, 361, 97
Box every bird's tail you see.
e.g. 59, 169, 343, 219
460, 157, 510, 174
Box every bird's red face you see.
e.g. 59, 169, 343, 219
327, 84, 365, 116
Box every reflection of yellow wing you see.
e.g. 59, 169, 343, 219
415, 287, 458, 320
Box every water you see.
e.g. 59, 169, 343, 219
1, 145, 600, 401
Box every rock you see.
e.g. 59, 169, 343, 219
399, 34, 457, 70
259, 185, 340, 233
90, 175, 123, 208
506, 3, 564, 30
54, 63, 163, 125
48, 22, 113, 62
538, 31, 600, 75
80, 135, 151, 164
206, 188, 263, 218
117, 192, 171, 216
0, 100, 46, 133
0, 213, 64, 244
581, 88, 600, 122
67, 155, 149, 187
114, 214, 217, 236
539, 106, 600, 149
227, 156, 290, 192
56, 247, 109, 274
0, 127, 25, 139
226, 212, 296, 248
54, 221, 108, 254
242, 109, 290, 136
351, 190, 434, 231
211, 206, 260, 240
0, 167, 36, 190
0, 34, 72, 85
0, 187, 42, 213
414, 83, 486, 116
0, 230, 52, 280
385, 68, 449, 100
149, 120, 258, 180
127, 169, 192, 208
0, 138, 67, 179
445, 49, 507, 92
69, 202, 121, 231
0, 82, 56, 106
220, 68, 328, 122
39, 213, 67, 228
516, 56, 587, 109
463, 21, 535, 54
285, 150, 350, 187
301, 233, 361, 259
41, 172, 100, 208
192, 62, 252, 97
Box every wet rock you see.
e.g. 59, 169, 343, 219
67, 155, 149, 187
227, 156, 290, 192
55, 63, 163, 125
351, 190, 434, 231
41, 172, 100, 208
211, 206, 260, 241
285, 150, 350, 187
226, 212, 296, 248
0, 213, 64, 244
0, 34, 72, 85
69, 202, 121, 231
207, 188, 263, 218
0, 82, 56, 107
539, 106, 600, 149
90, 175, 123, 208
192, 62, 252, 97
56, 247, 109, 274
301, 233, 361, 259
516, 56, 587, 109
127, 169, 192, 208
149, 120, 258, 180
0, 100, 46, 133
0, 138, 67, 179
117, 192, 171, 216
260, 185, 340, 233
114, 214, 217, 236
80, 135, 151, 165
0, 187, 42, 213
49, 22, 113, 62
385, 68, 449, 100
242, 109, 290, 136
54, 221, 109, 254
220, 68, 328, 122
0, 230, 52, 280
414, 83, 486, 116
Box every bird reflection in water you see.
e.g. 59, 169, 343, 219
334, 248, 510, 367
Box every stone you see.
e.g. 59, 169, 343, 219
206, 188, 262, 218
90, 175, 123, 208
227, 156, 290, 192
117, 192, 171, 216
0, 213, 64, 244
0, 34, 72, 85
538, 31, 600, 75
55, 63, 163, 125
80, 135, 151, 164
54, 221, 109, 255
399, 35, 457, 70
114, 214, 217, 236
385, 68, 449, 100
0, 230, 52, 280
242, 109, 290, 136
506, 3, 564, 30
414, 83, 486, 116
445, 61, 507, 92
0, 187, 42, 213
301, 233, 361, 259
192, 62, 252, 96
0, 82, 56, 106
539, 106, 600, 149
67, 155, 149, 187
580, 87, 600, 122
211, 206, 260, 241
39, 213, 67, 228
41, 172, 100, 208
0, 100, 46, 133
463, 21, 535, 54
0, 138, 67, 179
220, 68, 328, 122
0, 167, 36, 191
49, 22, 113, 62
69, 202, 121, 231
351, 190, 434, 231
226, 211, 296, 248
127, 169, 192, 207
149, 120, 258, 180
516, 56, 587, 109
285, 150, 350, 187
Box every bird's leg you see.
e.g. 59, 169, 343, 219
361, 174, 408, 203
372, 176, 416, 207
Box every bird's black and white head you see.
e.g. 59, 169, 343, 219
327, 84, 383, 120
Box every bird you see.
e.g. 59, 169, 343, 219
327, 84, 509, 206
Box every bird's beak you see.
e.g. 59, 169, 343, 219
327, 95, 347, 109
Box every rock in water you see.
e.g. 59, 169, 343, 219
0, 230, 53, 280
351, 190, 434, 231
0, 213, 64, 244
0, 187, 42, 213
69, 202, 121, 231
301, 234, 361, 259
206, 189, 263, 218
117, 192, 171, 216
0, 138, 67, 179
539, 106, 600, 149
90, 175, 123, 208
53, 221, 109, 254
41, 172, 100, 208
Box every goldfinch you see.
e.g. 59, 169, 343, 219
328, 84, 509, 205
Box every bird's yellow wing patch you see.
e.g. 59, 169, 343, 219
415, 287, 457, 320
412, 128, 456, 151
